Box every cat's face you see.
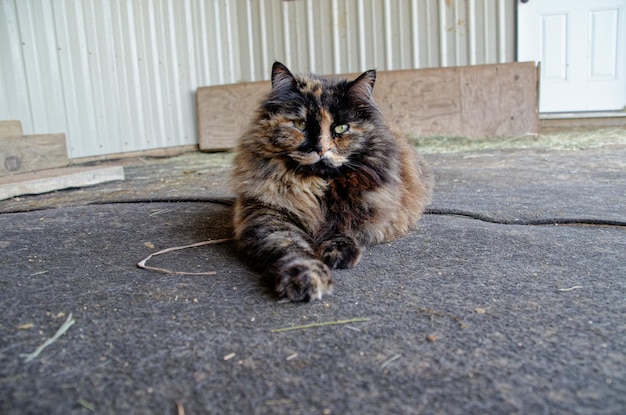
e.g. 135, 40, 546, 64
257, 62, 380, 178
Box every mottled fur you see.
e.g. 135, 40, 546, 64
232, 62, 433, 301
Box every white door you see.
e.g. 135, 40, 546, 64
518, 0, 626, 113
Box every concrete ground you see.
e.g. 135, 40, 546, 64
0, 141, 624, 414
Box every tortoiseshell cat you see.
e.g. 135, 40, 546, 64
232, 62, 433, 302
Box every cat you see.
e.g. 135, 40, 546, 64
231, 62, 433, 302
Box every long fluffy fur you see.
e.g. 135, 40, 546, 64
232, 62, 433, 301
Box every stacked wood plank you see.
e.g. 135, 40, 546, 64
0, 121, 124, 201
197, 62, 539, 151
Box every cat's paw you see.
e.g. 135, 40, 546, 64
276, 259, 333, 302
318, 236, 363, 269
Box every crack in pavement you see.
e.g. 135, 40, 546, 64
2, 198, 624, 228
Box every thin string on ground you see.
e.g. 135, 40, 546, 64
137, 238, 232, 275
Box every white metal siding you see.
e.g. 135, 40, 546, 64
0, 0, 515, 158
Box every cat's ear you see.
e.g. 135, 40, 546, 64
348, 69, 376, 99
271, 62, 296, 93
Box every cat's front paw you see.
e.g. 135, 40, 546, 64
276, 259, 333, 302
318, 236, 363, 269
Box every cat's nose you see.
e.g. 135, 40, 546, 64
315, 139, 331, 156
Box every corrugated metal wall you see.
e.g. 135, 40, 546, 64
0, 0, 515, 159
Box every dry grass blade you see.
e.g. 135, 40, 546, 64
271, 317, 371, 333
20, 313, 75, 363
78, 398, 95, 412
557, 285, 583, 292
137, 238, 231, 276
265, 399, 292, 406
381, 354, 402, 369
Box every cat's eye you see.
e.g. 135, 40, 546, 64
333, 124, 349, 135
293, 120, 306, 131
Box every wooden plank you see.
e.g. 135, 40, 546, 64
373, 67, 464, 137
197, 62, 539, 150
197, 82, 269, 151
0, 134, 69, 176
0, 165, 125, 201
540, 113, 626, 131
460, 63, 539, 138
0, 120, 23, 138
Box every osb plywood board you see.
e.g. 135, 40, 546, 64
197, 62, 539, 151
0, 165, 125, 201
1, 134, 69, 176
0, 120, 23, 138
197, 82, 270, 150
